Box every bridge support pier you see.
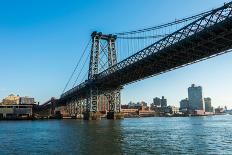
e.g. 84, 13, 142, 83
83, 87, 124, 120
66, 98, 84, 119
83, 112, 101, 120
106, 112, 124, 120
83, 87, 102, 120
106, 89, 124, 120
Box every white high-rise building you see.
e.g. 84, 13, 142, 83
188, 84, 205, 110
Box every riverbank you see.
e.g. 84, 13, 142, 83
1, 113, 228, 120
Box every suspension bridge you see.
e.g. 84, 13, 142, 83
37, 2, 232, 120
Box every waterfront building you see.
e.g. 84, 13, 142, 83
193, 110, 205, 115
180, 98, 189, 111
19, 96, 35, 105
138, 106, 156, 117
188, 84, 205, 111
128, 101, 142, 109
2, 94, 20, 105
122, 103, 155, 117
121, 105, 129, 109
161, 96, 167, 107
141, 101, 148, 107
168, 106, 179, 114
204, 97, 214, 112
128, 101, 135, 107
2, 94, 35, 105
215, 106, 226, 114
0, 104, 33, 119
152, 106, 179, 115
121, 108, 138, 117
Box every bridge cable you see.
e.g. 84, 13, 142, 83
72, 51, 91, 88
114, 10, 212, 36
80, 70, 89, 83
62, 39, 91, 94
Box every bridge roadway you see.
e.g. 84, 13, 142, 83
60, 3, 232, 102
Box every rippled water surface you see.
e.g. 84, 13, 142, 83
0, 115, 232, 155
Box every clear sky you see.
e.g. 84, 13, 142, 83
0, 0, 231, 108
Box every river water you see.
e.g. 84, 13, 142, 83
0, 115, 231, 155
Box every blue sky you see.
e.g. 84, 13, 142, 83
0, 0, 231, 108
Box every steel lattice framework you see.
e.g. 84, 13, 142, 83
59, 2, 232, 119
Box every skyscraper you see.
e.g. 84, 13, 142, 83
161, 96, 167, 107
180, 98, 189, 110
188, 84, 204, 110
204, 97, 213, 112
153, 97, 161, 106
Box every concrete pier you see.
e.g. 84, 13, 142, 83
107, 112, 124, 120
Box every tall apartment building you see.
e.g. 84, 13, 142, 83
188, 84, 205, 110
151, 96, 167, 109
204, 97, 213, 112
153, 97, 161, 106
161, 96, 167, 107
180, 98, 189, 110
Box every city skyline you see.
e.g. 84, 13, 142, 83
0, 83, 228, 110
0, 0, 232, 108
123, 84, 228, 110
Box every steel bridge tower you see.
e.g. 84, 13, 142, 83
84, 31, 123, 120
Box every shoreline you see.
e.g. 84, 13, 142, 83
0, 114, 230, 121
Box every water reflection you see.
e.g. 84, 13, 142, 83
0, 116, 231, 154
120, 116, 232, 154
78, 120, 123, 155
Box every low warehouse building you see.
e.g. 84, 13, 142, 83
0, 105, 33, 119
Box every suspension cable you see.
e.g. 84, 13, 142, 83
62, 39, 91, 94
80, 70, 88, 83
72, 51, 91, 88
115, 10, 212, 36
117, 34, 168, 39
